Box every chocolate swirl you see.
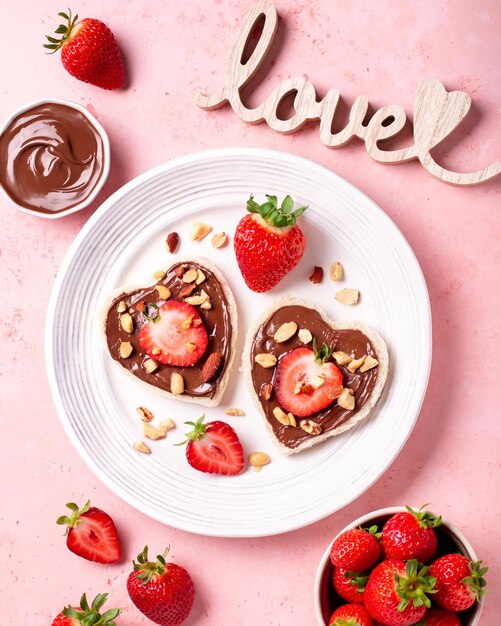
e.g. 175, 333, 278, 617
0, 102, 104, 213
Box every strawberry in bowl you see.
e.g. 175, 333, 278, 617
313, 506, 487, 626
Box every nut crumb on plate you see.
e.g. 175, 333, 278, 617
211, 232, 227, 248
190, 222, 212, 241
226, 408, 245, 416
143, 422, 166, 440
335, 288, 360, 305
166, 232, 179, 253
248, 451, 271, 468
330, 261, 344, 281
152, 269, 166, 280
136, 406, 154, 422
159, 418, 176, 432
133, 441, 151, 454
308, 266, 323, 284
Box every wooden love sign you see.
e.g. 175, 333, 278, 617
194, 1, 500, 186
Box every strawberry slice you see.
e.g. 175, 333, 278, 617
274, 341, 343, 417
56, 501, 121, 564
139, 300, 208, 366
176, 415, 244, 475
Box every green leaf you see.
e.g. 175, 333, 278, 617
58, 11, 69, 19
91, 593, 108, 611
45, 35, 60, 43
292, 205, 307, 217
43, 43, 59, 49
80, 593, 90, 612
281, 195, 294, 213
56, 515, 70, 525
55, 24, 68, 33
66, 502, 79, 512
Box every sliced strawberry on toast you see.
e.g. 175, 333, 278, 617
274, 341, 343, 417
176, 415, 244, 475
139, 300, 208, 366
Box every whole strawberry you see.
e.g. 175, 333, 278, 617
429, 554, 487, 612
44, 9, 124, 89
127, 546, 195, 626
332, 567, 369, 604
382, 505, 441, 563
51, 592, 121, 626
56, 500, 121, 563
417, 608, 461, 626
234, 194, 307, 292
329, 603, 373, 626
364, 559, 436, 626
330, 526, 381, 571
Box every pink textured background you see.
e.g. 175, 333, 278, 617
1, 0, 500, 623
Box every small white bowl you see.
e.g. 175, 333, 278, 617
313, 506, 483, 626
0, 98, 110, 219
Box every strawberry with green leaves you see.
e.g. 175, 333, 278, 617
330, 526, 381, 572
429, 554, 487, 612
56, 500, 121, 563
234, 194, 307, 292
51, 593, 121, 626
44, 9, 124, 89
363, 559, 437, 626
382, 505, 441, 563
332, 567, 369, 604
127, 546, 195, 626
329, 603, 373, 626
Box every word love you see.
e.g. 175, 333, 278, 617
195, 0, 500, 186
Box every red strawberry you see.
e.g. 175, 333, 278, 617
364, 559, 436, 626
330, 526, 381, 572
44, 9, 124, 89
176, 415, 244, 475
332, 567, 369, 604
417, 608, 461, 626
127, 546, 195, 626
139, 300, 208, 366
275, 342, 343, 417
234, 194, 306, 292
382, 505, 441, 563
329, 603, 373, 626
429, 554, 488, 612
51, 592, 122, 626
56, 501, 121, 564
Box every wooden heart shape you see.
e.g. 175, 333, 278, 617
242, 297, 389, 454
102, 257, 238, 407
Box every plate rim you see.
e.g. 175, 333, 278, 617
45, 147, 432, 537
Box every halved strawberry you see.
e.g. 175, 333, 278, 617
56, 501, 121, 564
274, 341, 343, 417
139, 300, 208, 366
176, 415, 244, 475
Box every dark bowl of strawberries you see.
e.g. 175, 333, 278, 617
313, 505, 487, 626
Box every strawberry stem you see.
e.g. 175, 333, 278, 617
56, 500, 91, 536
312, 337, 331, 364
43, 8, 79, 54
133, 546, 170, 585
461, 560, 489, 600
405, 504, 442, 529
246, 194, 307, 227
61, 592, 122, 625
394, 560, 437, 612
174, 414, 207, 446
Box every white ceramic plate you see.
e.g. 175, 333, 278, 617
46, 148, 431, 537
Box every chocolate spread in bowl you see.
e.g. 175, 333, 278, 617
0, 102, 104, 213
250, 305, 379, 449
105, 262, 232, 399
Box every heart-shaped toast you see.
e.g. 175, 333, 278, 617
242, 297, 389, 454
103, 257, 237, 407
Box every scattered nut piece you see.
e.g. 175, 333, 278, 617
348, 356, 366, 373
143, 423, 166, 441
117, 300, 127, 313
143, 358, 159, 374
171, 372, 185, 395
156, 285, 171, 300
153, 270, 166, 280
248, 451, 271, 468
337, 387, 355, 411
175, 264, 187, 277
273, 406, 296, 426
300, 420, 322, 435
261, 383, 273, 401
200, 299, 212, 310
195, 269, 206, 285
136, 406, 154, 422
309, 266, 323, 284
201, 351, 222, 382
182, 268, 198, 283
360, 355, 379, 372
333, 351, 352, 366
255, 353, 277, 368
151, 346, 161, 356
190, 222, 212, 241
226, 408, 245, 416
335, 288, 360, 305
298, 328, 313, 344
133, 440, 151, 454
135, 301, 145, 313
166, 232, 179, 253
274, 321, 298, 343
184, 294, 205, 305
159, 418, 176, 432
119, 341, 133, 358
179, 282, 197, 297
330, 261, 344, 281
211, 232, 227, 248
310, 374, 326, 389
120, 313, 134, 334
294, 380, 314, 396
128, 307, 135, 314
181, 315, 194, 329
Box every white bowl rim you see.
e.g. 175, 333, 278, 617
313, 505, 482, 626
0, 97, 110, 219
